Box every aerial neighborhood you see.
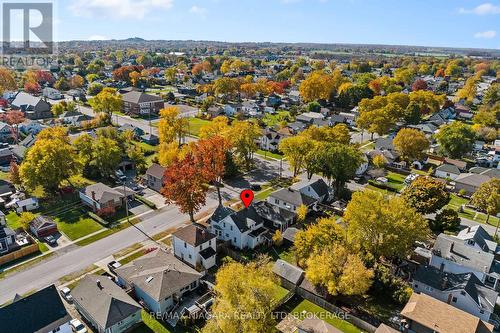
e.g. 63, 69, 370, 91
0, 12, 498, 333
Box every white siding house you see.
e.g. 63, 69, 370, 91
172, 224, 217, 271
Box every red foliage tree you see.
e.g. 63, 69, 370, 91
36, 70, 54, 84
194, 136, 232, 205
161, 153, 208, 223
435, 68, 445, 78
112, 65, 144, 82
3, 110, 25, 143
24, 81, 41, 94
412, 79, 428, 92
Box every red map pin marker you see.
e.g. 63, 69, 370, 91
240, 189, 254, 208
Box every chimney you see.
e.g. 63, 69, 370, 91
441, 276, 448, 290
450, 243, 454, 253
467, 226, 471, 233
91, 191, 96, 201
96, 279, 102, 290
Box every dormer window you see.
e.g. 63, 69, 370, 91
467, 239, 475, 246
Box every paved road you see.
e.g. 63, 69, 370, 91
0, 190, 226, 305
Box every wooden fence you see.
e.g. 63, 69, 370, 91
0, 243, 39, 266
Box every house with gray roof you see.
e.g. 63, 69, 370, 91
430, 233, 500, 291
79, 183, 125, 213
145, 163, 165, 192
172, 224, 217, 271
208, 205, 267, 250
72, 274, 142, 333
412, 265, 498, 323
115, 249, 202, 314
456, 225, 500, 256
454, 173, 491, 195
291, 178, 333, 204
11, 92, 52, 119
267, 187, 317, 213
254, 200, 295, 232
435, 163, 461, 180
273, 259, 304, 287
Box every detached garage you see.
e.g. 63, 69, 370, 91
29, 216, 58, 238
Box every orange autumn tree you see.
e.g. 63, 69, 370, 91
161, 153, 208, 223
195, 136, 232, 205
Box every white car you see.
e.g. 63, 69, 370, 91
115, 170, 127, 181
70, 319, 87, 333
59, 287, 73, 303
376, 177, 388, 184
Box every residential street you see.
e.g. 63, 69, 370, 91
0, 189, 227, 305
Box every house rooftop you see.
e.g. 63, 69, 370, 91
115, 249, 202, 302
173, 224, 216, 247
433, 233, 496, 275
146, 163, 165, 179
269, 188, 316, 208
272, 259, 304, 285
122, 90, 163, 104
83, 182, 124, 203
0, 284, 71, 333
414, 265, 497, 314
401, 293, 493, 333
72, 274, 141, 330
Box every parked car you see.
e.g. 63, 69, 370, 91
250, 184, 262, 191
404, 173, 419, 184
59, 287, 73, 303
115, 170, 127, 181
107, 260, 122, 273
376, 177, 388, 184
44, 235, 57, 246
70, 319, 87, 333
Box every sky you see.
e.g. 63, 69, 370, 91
9, 0, 500, 49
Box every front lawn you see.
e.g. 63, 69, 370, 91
283, 297, 362, 333
446, 194, 500, 226
52, 206, 103, 240
272, 283, 290, 302
187, 118, 212, 137
256, 149, 284, 160
385, 172, 406, 192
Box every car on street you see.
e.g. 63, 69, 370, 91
70, 319, 87, 333
60, 287, 73, 303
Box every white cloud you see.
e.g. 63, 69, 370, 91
474, 30, 497, 38
88, 35, 111, 40
459, 3, 500, 15
189, 5, 207, 18
69, 0, 173, 20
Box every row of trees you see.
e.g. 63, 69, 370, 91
279, 124, 364, 194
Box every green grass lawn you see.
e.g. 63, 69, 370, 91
256, 149, 284, 160
0, 171, 9, 180
119, 249, 148, 265
272, 283, 290, 302
187, 118, 212, 137
385, 172, 406, 192
254, 187, 276, 202
285, 298, 362, 333
52, 206, 103, 240
446, 194, 500, 226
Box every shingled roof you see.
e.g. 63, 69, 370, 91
72, 274, 141, 331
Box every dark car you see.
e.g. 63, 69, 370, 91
250, 184, 261, 191
44, 235, 57, 246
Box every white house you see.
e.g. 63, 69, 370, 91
208, 205, 267, 250
290, 178, 333, 203
42, 87, 63, 100
267, 187, 317, 213
14, 197, 39, 213
430, 233, 500, 291
172, 224, 217, 271
412, 265, 497, 323
435, 164, 461, 180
